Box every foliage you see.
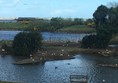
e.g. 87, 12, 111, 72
82, 34, 111, 48
0, 17, 96, 33
81, 35, 97, 48
50, 17, 73, 31
73, 18, 84, 25
82, 3, 118, 49
12, 31, 42, 56
50, 17, 64, 30
50, 17, 91, 32
93, 5, 108, 27
84, 18, 95, 28
25, 19, 51, 31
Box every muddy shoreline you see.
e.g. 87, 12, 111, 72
0, 41, 118, 65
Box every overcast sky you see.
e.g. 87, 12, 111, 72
0, 0, 117, 19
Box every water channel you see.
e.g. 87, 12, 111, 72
0, 31, 88, 42
0, 54, 118, 83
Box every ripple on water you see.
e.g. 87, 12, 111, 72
0, 54, 118, 83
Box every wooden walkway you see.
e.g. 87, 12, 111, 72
70, 75, 88, 83
98, 64, 118, 68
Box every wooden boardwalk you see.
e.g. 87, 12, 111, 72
98, 64, 118, 68
70, 75, 88, 83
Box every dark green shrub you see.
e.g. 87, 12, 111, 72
81, 35, 97, 48
12, 31, 42, 56
82, 34, 110, 48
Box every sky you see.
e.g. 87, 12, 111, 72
0, 0, 117, 19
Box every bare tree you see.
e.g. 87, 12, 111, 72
107, 2, 118, 8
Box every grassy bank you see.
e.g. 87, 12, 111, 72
0, 22, 26, 30
58, 25, 96, 33
0, 22, 96, 33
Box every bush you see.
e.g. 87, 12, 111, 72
12, 31, 42, 56
81, 35, 97, 48
81, 34, 110, 48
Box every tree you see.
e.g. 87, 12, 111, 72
82, 3, 118, 48
85, 18, 95, 27
50, 17, 64, 31
73, 18, 84, 25
81, 35, 97, 48
12, 32, 42, 56
107, 2, 118, 8
109, 6, 118, 27
81, 33, 111, 48
93, 5, 108, 28
50, 17, 74, 31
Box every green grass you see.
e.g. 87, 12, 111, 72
58, 25, 96, 33
0, 22, 29, 30
0, 22, 96, 34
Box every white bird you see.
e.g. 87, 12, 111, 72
30, 54, 32, 57
60, 53, 63, 56
62, 49, 64, 52
103, 79, 105, 82
32, 59, 35, 62
2, 49, 5, 51
30, 57, 33, 59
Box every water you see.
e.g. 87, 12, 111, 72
0, 54, 118, 83
0, 31, 88, 42
0, 30, 118, 83
42, 32, 88, 42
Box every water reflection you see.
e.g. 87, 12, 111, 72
0, 55, 118, 83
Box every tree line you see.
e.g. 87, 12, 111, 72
16, 17, 95, 32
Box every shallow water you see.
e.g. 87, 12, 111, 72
0, 54, 118, 83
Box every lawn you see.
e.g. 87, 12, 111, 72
58, 25, 96, 33
0, 22, 29, 30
